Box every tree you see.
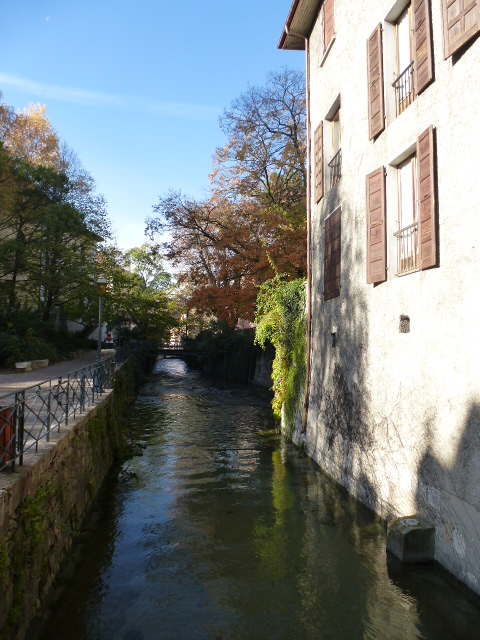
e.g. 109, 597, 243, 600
212, 67, 306, 217
0, 103, 60, 168
147, 68, 307, 325
99, 243, 176, 343
57, 143, 112, 241
24, 184, 103, 322
0, 152, 59, 310
0, 95, 112, 323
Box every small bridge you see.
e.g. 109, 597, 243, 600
158, 346, 203, 359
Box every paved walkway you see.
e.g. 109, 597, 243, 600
0, 351, 98, 398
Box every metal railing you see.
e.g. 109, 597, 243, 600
328, 148, 342, 188
0, 358, 114, 473
114, 344, 133, 367
394, 221, 419, 275
392, 61, 415, 116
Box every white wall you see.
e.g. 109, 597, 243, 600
297, 0, 480, 595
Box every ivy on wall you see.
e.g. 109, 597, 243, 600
255, 274, 306, 438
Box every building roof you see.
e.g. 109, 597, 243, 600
278, 0, 322, 50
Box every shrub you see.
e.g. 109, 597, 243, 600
255, 275, 306, 438
0, 331, 59, 368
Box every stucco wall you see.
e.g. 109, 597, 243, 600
295, 0, 480, 595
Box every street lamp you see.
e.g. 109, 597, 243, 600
96, 275, 107, 365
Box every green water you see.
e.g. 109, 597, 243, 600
36, 359, 480, 639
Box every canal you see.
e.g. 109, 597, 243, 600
36, 358, 480, 639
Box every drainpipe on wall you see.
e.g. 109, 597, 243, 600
285, 26, 312, 434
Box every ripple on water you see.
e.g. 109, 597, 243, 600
36, 359, 480, 640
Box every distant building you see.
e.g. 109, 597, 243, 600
279, 0, 480, 595
235, 318, 256, 331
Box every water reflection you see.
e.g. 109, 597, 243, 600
36, 359, 480, 640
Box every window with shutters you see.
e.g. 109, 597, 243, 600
442, 0, 480, 58
380, 1, 433, 126
390, 125, 436, 276
324, 206, 341, 301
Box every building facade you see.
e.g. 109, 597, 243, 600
280, 0, 480, 595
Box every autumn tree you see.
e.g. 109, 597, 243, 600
1, 103, 60, 168
147, 68, 307, 325
0, 95, 111, 323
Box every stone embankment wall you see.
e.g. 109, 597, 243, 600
0, 359, 140, 640
250, 346, 274, 388
189, 332, 273, 388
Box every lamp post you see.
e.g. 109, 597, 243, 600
96, 275, 107, 365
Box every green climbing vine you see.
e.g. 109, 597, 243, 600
255, 274, 307, 438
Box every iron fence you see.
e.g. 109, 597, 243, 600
328, 148, 342, 188
392, 61, 415, 116
394, 221, 419, 275
0, 358, 114, 473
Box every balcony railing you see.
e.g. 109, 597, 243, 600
328, 148, 342, 188
394, 221, 419, 276
392, 61, 415, 116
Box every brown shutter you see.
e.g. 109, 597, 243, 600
442, 0, 480, 59
367, 24, 385, 140
417, 126, 436, 269
366, 167, 386, 284
413, 0, 434, 94
324, 0, 335, 51
324, 207, 341, 301
314, 122, 324, 203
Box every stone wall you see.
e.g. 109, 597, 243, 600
190, 330, 273, 388
250, 345, 274, 388
0, 360, 138, 640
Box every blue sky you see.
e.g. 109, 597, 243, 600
0, 0, 304, 249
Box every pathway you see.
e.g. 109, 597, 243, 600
0, 351, 98, 398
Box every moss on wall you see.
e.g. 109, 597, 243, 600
0, 352, 148, 640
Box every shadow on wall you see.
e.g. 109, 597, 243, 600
301, 178, 480, 596
305, 184, 386, 514
415, 401, 480, 594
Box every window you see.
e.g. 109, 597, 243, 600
328, 108, 342, 188
442, 0, 480, 58
368, 1, 433, 134
393, 5, 415, 115
366, 126, 436, 283
394, 155, 419, 274
324, 207, 341, 300
393, 125, 437, 275
314, 105, 341, 203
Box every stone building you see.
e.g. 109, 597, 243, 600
279, 0, 480, 595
